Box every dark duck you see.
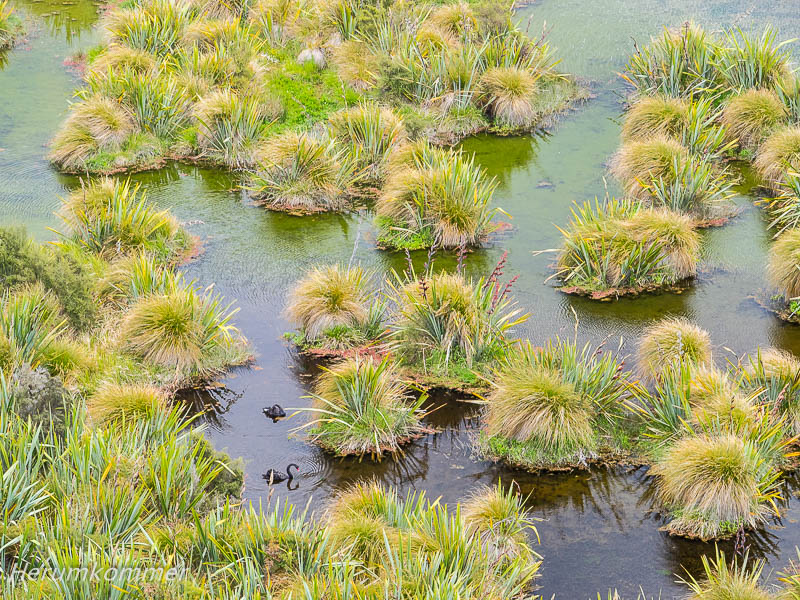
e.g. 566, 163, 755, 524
263, 463, 299, 484
262, 404, 286, 422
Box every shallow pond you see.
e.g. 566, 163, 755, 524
3, 0, 800, 597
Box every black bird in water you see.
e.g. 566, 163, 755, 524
262, 404, 286, 422
263, 463, 300, 484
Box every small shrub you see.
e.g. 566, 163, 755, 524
0, 227, 96, 331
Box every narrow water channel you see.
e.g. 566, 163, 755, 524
3, 0, 800, 597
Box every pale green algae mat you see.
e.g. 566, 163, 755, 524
4, 0, 800, 597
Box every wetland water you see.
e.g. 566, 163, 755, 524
3, 0, 800, 597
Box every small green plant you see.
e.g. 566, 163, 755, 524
87, 381, 166, 423
681, 549, 771, 600
611, 135, 688, 198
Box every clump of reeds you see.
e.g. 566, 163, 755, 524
652, 433, 780, 540
755, 125, 800, 189
327, 103, 405, 184
120, 283, 250, 380
761, 172, 800, 234
193, 89, 272, 168
682, 550, 771, 600
743, 347, 800, 435
641, 155, 735, 220
304, 356, 425, 457
57, 177, 191, 262
482, 338, 632, 470
556, 198, 700, 295
621, 96, 689, 142
462, 483, 540, 564
376, 144, 499, 249
249, 131, 353, 213
722, 88, 787, 151
621, 23, 718, 98
768, 227, 800, 301
389, 258, 526, 379
285, 264, 383, 349
637, 317, 712, 382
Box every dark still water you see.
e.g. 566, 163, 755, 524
3, 0, 800, 597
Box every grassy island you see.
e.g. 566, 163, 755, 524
48, 0, 584, 252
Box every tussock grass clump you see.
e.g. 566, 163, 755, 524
87, 45, 158, 79
481, 338, 632, 470
611, 135, 688, 197
621, 96, 689, 142
57, 178, 191, 262
722, 88, 787, 150
389, 263, 525, 381
556, 198, 700, 296
688, 366, 756, 429
305, 356, 425, 457
250, 131, 353, 213
285, 264, 383, 349
637, 317, 712, 381
652, 434, 780, 540
96, 252, 182, 306
768, 228, 800, 301
331, 40, 379, 91
193, 89, 272, 167
327, 103, 405, 184
376, 144, 499, 249
87, 382, 166, 423
462, 484, 540, 564
49, 96, 136, 172
120, 283, 250, 382
756, 125, 800, 188
762, 173, 800, 234
480, 66, 538, 128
